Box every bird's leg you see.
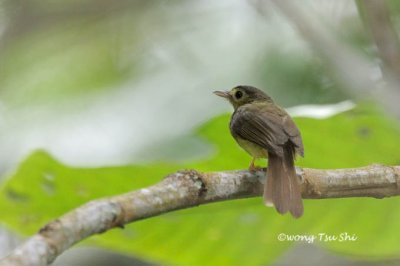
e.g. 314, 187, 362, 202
249, 158, 260, 172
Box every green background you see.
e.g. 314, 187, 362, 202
1, 1, 400, 265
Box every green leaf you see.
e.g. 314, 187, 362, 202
1, 105, 400, 265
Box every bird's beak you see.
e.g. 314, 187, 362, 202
213, 90, 230, 98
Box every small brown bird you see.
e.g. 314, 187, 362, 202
214, 85, 304, 218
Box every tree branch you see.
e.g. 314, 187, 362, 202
1, 165, 400, 266
269, 0, 400, 119
357, 0, 400, 79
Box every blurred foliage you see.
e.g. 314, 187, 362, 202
258, 50, 348, 106
0, 30, 130, 106
0, 1, 160, 110
1, 1, 400, 265
0, 15, 134, 107
1, 104, 400, 265
0, 0, 368, 177
338, 14, 373, 57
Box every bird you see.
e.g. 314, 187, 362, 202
214, 85, 304, 218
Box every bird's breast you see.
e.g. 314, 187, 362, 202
235, 136, 268, 159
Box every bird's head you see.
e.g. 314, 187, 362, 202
214, 85, 272, 110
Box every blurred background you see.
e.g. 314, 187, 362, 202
0, 0, 356, 174
1, 0, 400, 265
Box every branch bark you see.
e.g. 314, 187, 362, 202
1, 165, 400, 266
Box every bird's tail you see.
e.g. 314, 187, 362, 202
264, 145, 303, 218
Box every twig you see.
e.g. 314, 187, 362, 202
269, 0, 400, 118
1, 165, 400, 266
357, 0, 400, 79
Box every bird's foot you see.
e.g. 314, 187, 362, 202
248, 159, 262, 172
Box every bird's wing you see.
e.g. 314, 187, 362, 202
230, 106, 289, 157
282, 115, 304, 157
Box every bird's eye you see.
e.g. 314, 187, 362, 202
235, 90, 243, 99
